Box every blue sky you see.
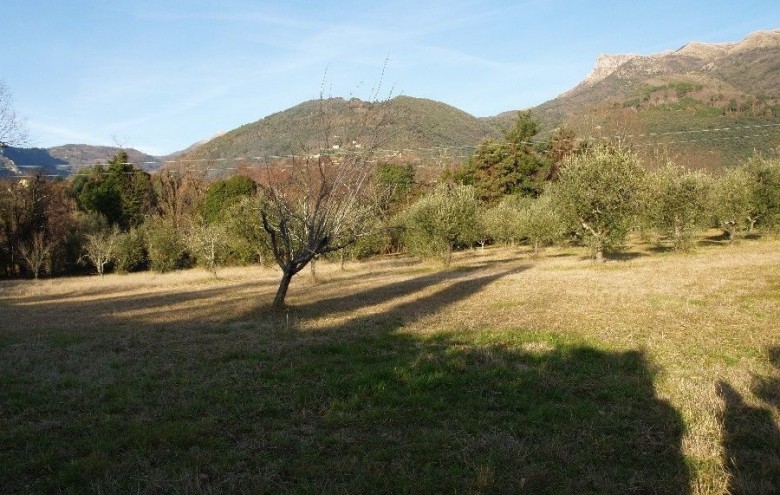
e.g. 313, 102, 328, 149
4, 0, 779, 155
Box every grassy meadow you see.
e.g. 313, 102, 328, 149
1, 235, 778, 494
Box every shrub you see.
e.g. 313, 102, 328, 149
115, 227, 148, 272
145, 217, 190, 273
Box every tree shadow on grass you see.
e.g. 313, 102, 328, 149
1, 261, 690, 494
605, 251, 648, 262
717, 347, 780, 494
294, 264, 527, 319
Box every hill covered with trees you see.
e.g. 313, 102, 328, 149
182, 96, 503, 169
523, 29, 780, 170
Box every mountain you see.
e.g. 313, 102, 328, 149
183, 96, 503, 171
184, 29, 779, 174
4, 29, 777, 178
528, 29, 780, 170
0, 144, 161, 177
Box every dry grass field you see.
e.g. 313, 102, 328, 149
1, 236, 778, 494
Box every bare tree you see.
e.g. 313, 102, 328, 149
153, 164, 206, 228
0, 80, 28, 148
186, 221, 229, 277
260, 96, 386, 309
18, 230, 51, 279
83, 224, 120, 277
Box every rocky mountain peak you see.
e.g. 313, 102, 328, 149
675, 41, 730, 59
730, 29, 780, 52
582, 54, 640, 85
578, 29, 780, 89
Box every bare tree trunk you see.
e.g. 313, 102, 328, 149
310, 257, 318, 284
273, 270, 295, 309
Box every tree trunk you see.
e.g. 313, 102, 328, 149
581, 221, 605, 262
724, 221, 736, 243
593, 235, 605, 262
273, 270, 295, 309
210, 240, 218, 277
310, 258, 317, 283
674, 215, 683, 249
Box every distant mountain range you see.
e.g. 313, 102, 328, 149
0, 145, 161, 177
3, 28, 778, 177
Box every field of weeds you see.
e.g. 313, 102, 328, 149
1, 237, 778, 494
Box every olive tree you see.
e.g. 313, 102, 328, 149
518, 194, 565, 256
647, 164, 712, 250
713, 157, 780, 240
401, 183, 479, 266
220, 195, 273, 265
482, 195, 525, 247
713, 167, 753, 241
551, 147, 646, 261
743, 155, 780, 232
145, 216, 189, 273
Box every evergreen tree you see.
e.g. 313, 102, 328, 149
456, 111, 549, 202
71, 151, 154, 230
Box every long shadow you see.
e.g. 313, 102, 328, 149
0, 278, 274, 336
717, 347, 780, 494
0, 260, 690, 494
277, 275, 690, 493
296, 263, 528, 319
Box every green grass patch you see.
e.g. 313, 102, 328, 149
0, 323, 691, 493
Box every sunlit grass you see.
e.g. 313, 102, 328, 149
1, 237, 778, 493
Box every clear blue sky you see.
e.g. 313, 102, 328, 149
4, 0, 779, 155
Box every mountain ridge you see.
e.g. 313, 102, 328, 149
0, 144, 161, 177
527, 28, 780, 169
3, 28, 778, 177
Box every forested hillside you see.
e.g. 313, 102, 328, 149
183, 95, 502, 168
525, 30, 780, 170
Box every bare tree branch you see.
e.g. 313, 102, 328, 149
0, 80, 29, 148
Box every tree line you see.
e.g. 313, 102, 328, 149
2, 111, 779, 308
